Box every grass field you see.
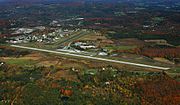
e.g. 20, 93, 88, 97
105, 45, 137, 51
170, 67, 180, 73
107, 33, 180, 46
5, 58, 37, 66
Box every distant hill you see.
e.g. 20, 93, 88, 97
1, 0, 179, 4
0, 0, 179, 7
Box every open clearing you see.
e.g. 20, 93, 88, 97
10, 45, 170, 70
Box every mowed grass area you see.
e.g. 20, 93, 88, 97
105, 45, 137, 51
171, 67, 180, 73
5, 58, 37, 66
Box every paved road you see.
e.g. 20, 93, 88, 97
11, 45, 170, 70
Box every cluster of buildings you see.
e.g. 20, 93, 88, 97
73, 42, 96, 50
6, 27, 76, 44
70, 41, 108, 56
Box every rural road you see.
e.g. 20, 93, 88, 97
11, 45, 170, 70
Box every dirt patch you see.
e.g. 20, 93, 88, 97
38, 60, 61, 67
154, 57, 174, 64
51, 70, 79, 81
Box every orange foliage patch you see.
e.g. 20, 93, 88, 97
60, 88, 73, 97
136, 73, 180, 105
141, 48, 180, 58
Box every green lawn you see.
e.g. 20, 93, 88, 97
171, 67, 180, 73
5, 59, 37, 66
